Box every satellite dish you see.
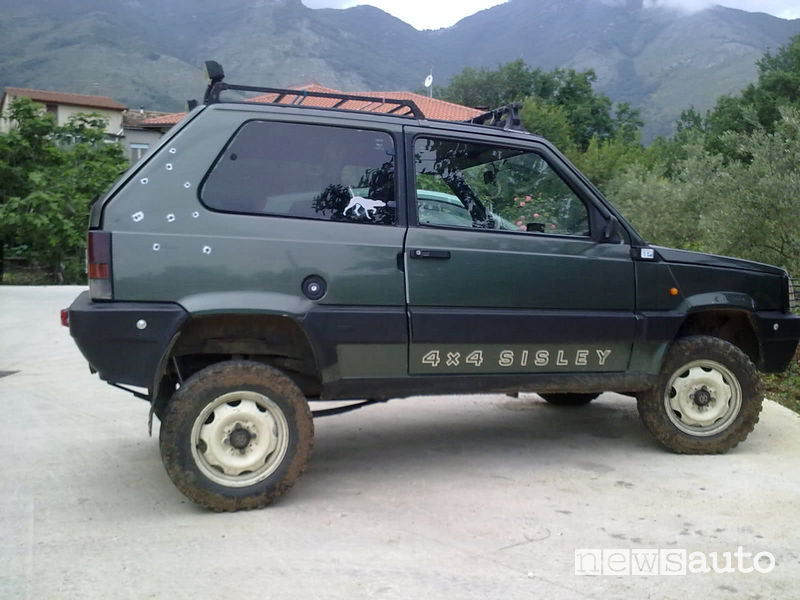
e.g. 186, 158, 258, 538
424, 74, 433, 88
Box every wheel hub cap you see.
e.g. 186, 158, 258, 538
664, 360, 742, 436
191, 391, 290, 487
228, 424, 255, 451
690, 386, 713, 407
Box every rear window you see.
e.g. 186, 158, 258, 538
201, 121, 396, 225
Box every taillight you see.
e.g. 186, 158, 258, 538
88, 231, 112, 300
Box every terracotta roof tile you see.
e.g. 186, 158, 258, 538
3, 87, 127, 111
249, 85, 482, 121
365, 91, 482, 121
123, 110, 174, 127
144, 84, 481, 127
140, 112, 185, 126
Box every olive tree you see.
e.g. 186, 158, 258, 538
606, 107, 800, 276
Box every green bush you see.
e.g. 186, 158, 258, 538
606, 107, 800, 276
0, 97, 127, 283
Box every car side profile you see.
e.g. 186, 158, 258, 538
66, 62, 800, 511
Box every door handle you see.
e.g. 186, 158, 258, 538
410, 248, 451, 259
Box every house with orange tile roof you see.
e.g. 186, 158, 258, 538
1, 87, 128, 136
0, 86, 177, 162
121, 108, 175, 162
141, 83, 482, 130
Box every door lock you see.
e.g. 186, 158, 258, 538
410, 249, 451, 259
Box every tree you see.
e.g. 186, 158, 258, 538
437, 59, 543, 108
520, 98, 575, 152
439, 60, 643, 151
569, 130, 646, 191
0, 97, 127, 283
547, 68, 614, 150
605, 145, 716, 253
638, 108, 708, 179
606, 107, 800, 276
0, 99, 62, 208
749, 33, 800, 119
705, 107, 800, 273
703, 33, 800, 160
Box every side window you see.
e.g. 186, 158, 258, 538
202, 121, 396, 225
413, 137, 589, 236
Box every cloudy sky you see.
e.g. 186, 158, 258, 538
301, 0, 800, 30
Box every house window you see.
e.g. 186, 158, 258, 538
130, 143, 149, 161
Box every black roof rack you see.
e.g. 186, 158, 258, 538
202, 60, 424, 119
467, 102, 526, 132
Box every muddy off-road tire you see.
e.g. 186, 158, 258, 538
637, 336, 762, 454
159, 360, 313, 511
540, 393, 597, 406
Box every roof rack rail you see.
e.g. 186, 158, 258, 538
467, 102, 526, 132
201, 60, 424, 119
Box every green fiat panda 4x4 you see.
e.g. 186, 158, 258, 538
66, 62, 800, 511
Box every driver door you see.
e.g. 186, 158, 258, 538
403, 129, 636, 376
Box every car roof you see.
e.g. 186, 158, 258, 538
203, 101, 546, 147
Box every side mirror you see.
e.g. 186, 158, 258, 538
526, 222, 545, 233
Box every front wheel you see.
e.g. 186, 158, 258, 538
637, 336, 762, 454
159, 360, 313, 511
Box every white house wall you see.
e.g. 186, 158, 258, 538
0, 95, 123, 134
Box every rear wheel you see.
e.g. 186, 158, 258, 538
540, 392, 596, 406
637, 336, 762, 454
159, 360, 313, 511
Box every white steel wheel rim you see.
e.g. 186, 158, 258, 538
663, 359, 742, 436
190, 391, 290, 488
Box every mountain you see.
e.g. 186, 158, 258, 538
0, 0, 798, 139
438, 0, 800, 136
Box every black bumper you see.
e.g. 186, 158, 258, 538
754, 311, 800, 372
68, 291, 188, 388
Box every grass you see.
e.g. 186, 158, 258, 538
1, 258, 84, 285
1, 264, 54, 285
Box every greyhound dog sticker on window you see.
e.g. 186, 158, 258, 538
344, 187, 385, 220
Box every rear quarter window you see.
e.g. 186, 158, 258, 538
201, 120, 396, 225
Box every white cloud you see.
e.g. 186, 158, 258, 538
642, 0, 711, 11
302, 0, 509, 30
302, 0, 800, 28
643, 0, 798, 16
716, 1, 800, 19
301, 0, 357, 8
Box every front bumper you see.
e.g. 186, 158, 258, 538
753, 311, 800, 372
68, 291, 188, 388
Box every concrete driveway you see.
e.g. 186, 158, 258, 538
1, 285, 799, 599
